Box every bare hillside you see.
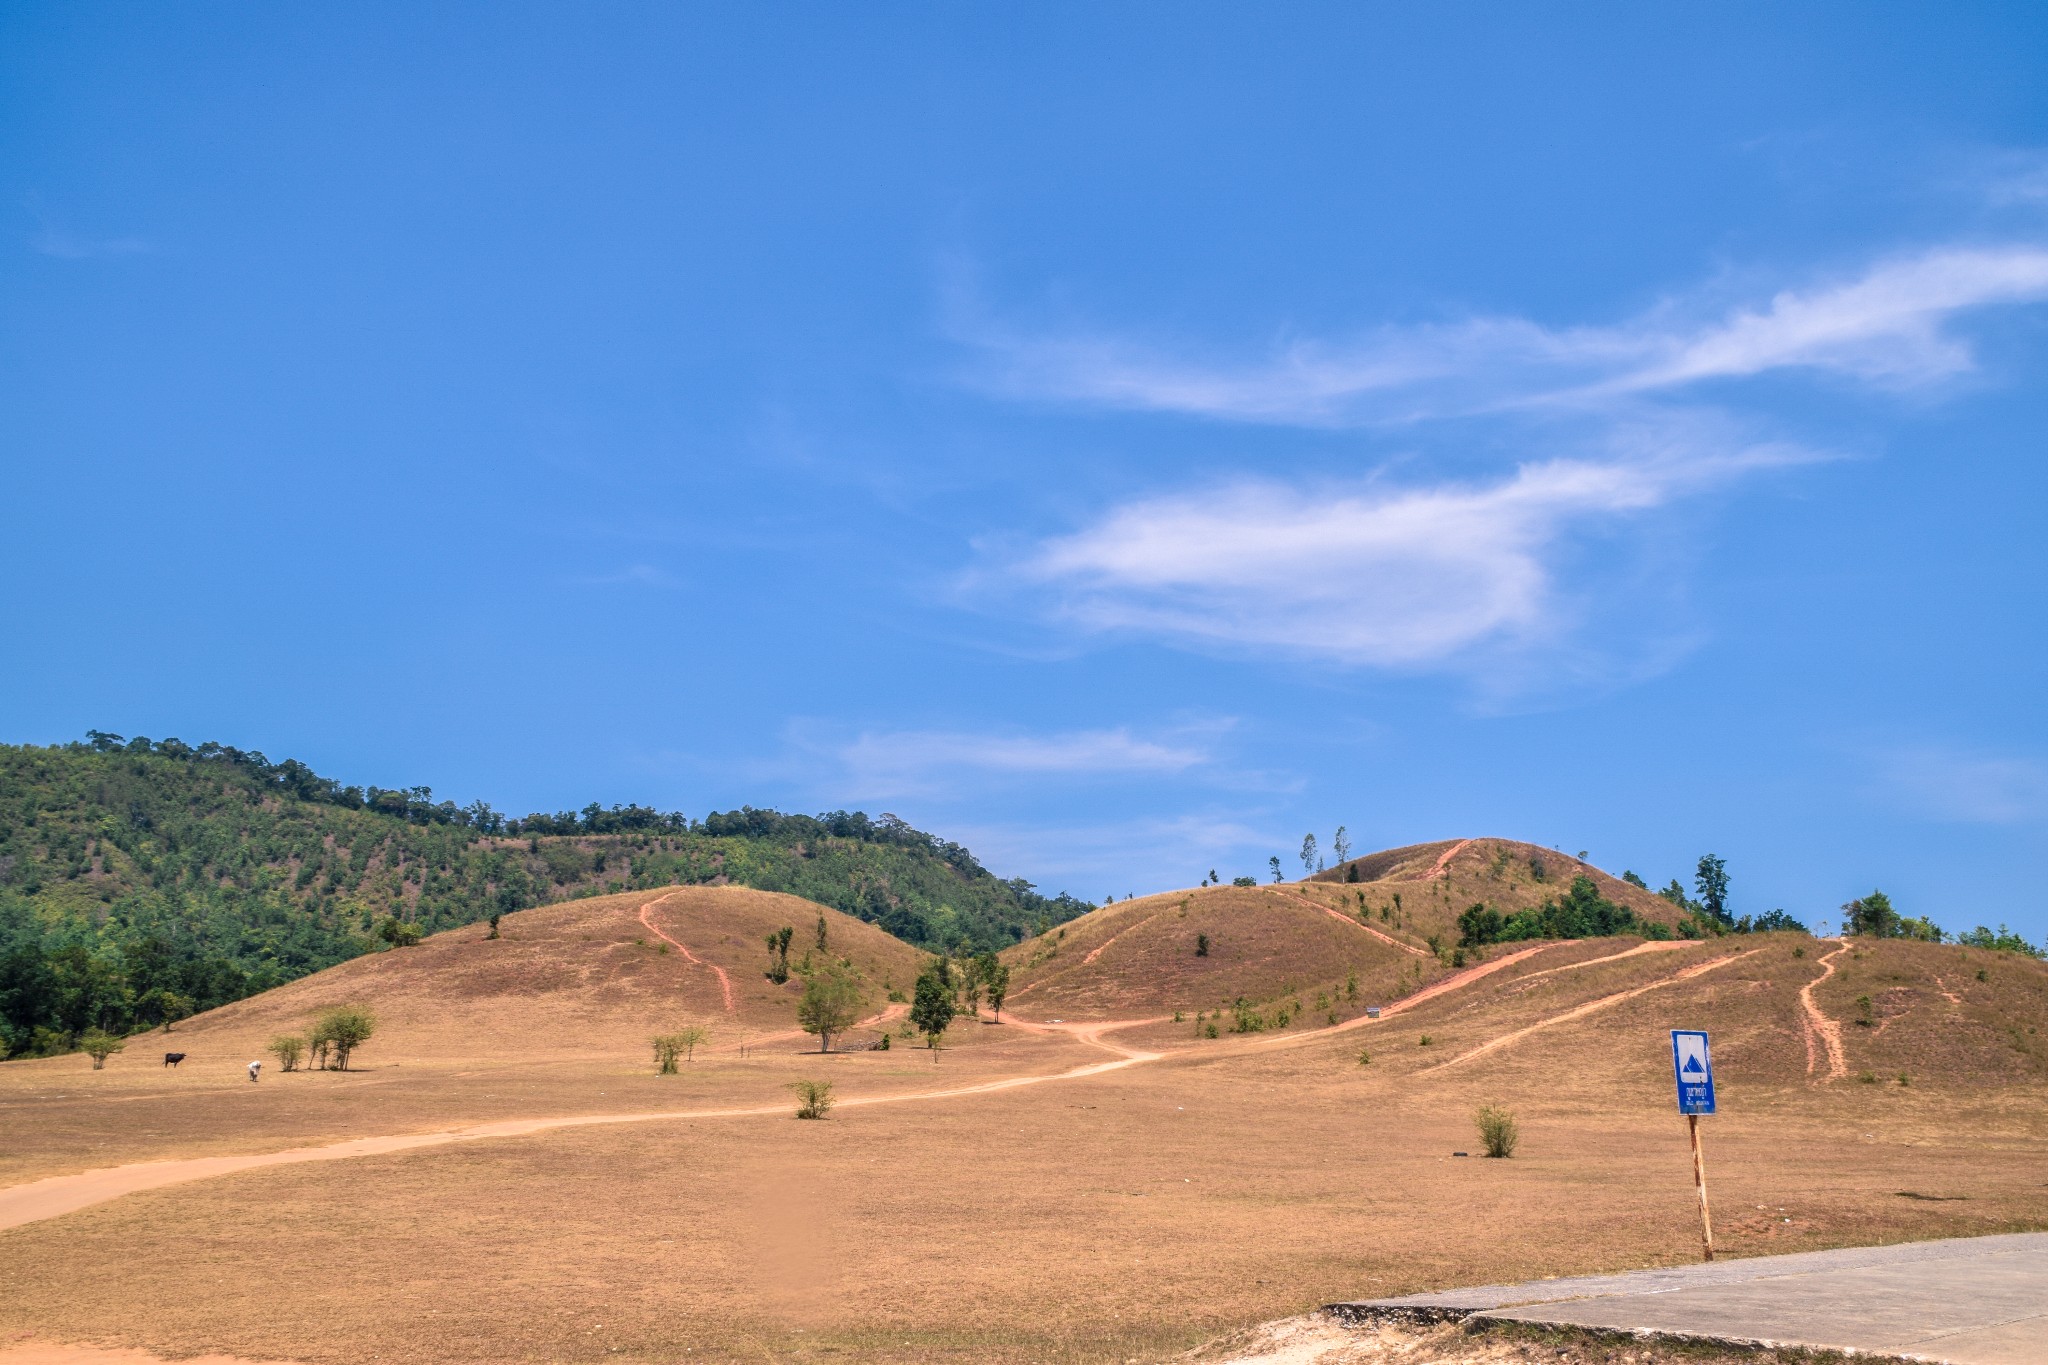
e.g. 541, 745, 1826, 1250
147, 886, 927, 1063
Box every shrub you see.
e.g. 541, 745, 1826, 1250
268, 1034, 307, 1072
877, 1032, 889, 1050
1195, 933, 1210, 957
1897, 1073, 1910, 1086
1855, 995, 1874, 1026
799, 962, 867, 1052
790, 1079, 834, 1119
1418, 1034, 1433, 1046
1858, 1071, 1878, 1084
80, 1028, 124, 1069
374, 915, 422, 947
1475, 1104, 1519, 1158
652, 1034, 685, 1074
1231, 876, 1256, 887
1202, 1019, 1219, 1038
1793, 946, 1806, 958
1357, 1050, 1371, 1066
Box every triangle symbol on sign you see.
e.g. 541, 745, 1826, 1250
1682, 1055, 1705, 1074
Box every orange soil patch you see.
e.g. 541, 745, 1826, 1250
1801, 940, 1850, 1082
638, 894, 736, 1013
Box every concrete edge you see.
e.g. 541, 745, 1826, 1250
1320, 1306, 1938, 1362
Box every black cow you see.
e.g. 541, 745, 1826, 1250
164, 1052, 187, 1068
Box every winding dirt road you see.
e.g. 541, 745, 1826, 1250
0, 935, 1720, 1234
1800, 939, 1850, 1082
638, 895, 737, 1014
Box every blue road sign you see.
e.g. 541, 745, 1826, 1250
1671, 1029, 1716, 1115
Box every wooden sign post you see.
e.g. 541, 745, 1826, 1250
1672, 1030, 1717, 1263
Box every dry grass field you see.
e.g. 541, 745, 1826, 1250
2, 875, 2045, 1365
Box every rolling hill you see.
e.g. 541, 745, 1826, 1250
1001, 839, 1697, 1020
120, 885, 929, 1063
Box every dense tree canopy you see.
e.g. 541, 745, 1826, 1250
0, 737, 1090, 1057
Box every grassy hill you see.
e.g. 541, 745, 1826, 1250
1002, 839, 1700, 1021
0, 737, 1089, 1057
162, 886, 929, 1063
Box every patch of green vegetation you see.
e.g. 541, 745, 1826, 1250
0, 736, 1089, 1056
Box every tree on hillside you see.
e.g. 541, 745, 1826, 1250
1299, 834, 1318, 874
1622, 870, 1649, 889
764, 926, 794, 983
80, 1028, 124, 1069
1841, 891, 1902, 939
981, 955, 1010, 1020
1694, 855, 1730, 926
911, 958, 957, 1051
374, 915, 422, 948
796, 962, 865, 1052
311, 1006, 376, 1070
1268, 856, 1283, 883
1332, 827, 1351, 865
815, 913, 829, 951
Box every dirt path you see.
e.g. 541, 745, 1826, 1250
1422, 838, 1473, 880
0, 942, 1581, 1234
1276, 889, 1430, 957
638, 894, 736, 1014
1799, 940, 1850, 1082
1422, 948, 1762, 1073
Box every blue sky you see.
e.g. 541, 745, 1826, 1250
5, 4, 2046, 939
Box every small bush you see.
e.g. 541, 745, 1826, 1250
1195, 933, 1210, 957
652, 1034, 685, 1074
1419, 1034, 1433, 1047
1357, 1050, 1371, 1066
1203, 1020, 1219, 1039
268, 1034, 307, 1072
1855, 995, 1874, 1026
1897, 1073, 1910, 1086
877, 1033, 890, 1050
1172, 1010, 1183, 1023
1475, 1104, 1519, 1158
1858, 1071, 1878, 1084
1793, 946, 1806, 958
79, 1028, 124, 1069
790, 1079, 835, 1119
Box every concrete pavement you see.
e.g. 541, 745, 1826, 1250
1328, 1233, 2048, 1363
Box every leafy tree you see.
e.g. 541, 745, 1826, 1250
1956, 924, 2043, 957
311, 1005, 376, 1070
375, 915, 422, 948
796, 962, 865, 1052
268, 1034, 306, 1071
651, 1033, 685, 1073
980, 955, 1009, 1019
910, 958, 956, 1050
1268, 856, 1283, 883
764, 926, 794, 983
485, 912, 503, 940
674, 1022, 709, 1060
1195, 932, 1210, 957
1841, 890, 1901, 939
1332, 827, 1351, 864
1734, 909, 1810, 934
1299, 834, 1318, 874
1621, 870, 1648, 889
79, 1027, 124, 1069
1232, 875, 1256, 887
814, 913, 829, 952
1694, 855, 1730, 926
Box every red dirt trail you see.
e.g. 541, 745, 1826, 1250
1276, 889, 1430, 957
1800, 939, 1850, 1082
638, 895, 736, 1014
1422, 838, 1473, 879
1423, 947, 1762, 1073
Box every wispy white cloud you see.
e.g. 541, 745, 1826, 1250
992, 432, 1812, 667
1872, 744, 2048, 824
572, 564, 684, 590
957, 245, 2048, 426
960, 242, 2048, 679
828, 722, 1224, 800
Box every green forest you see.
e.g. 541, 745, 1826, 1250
0, 735, 1091, 1057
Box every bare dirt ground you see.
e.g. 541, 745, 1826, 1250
2, 894, 2044, 1365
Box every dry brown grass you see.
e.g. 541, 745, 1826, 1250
2, 888, 2045, 1365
